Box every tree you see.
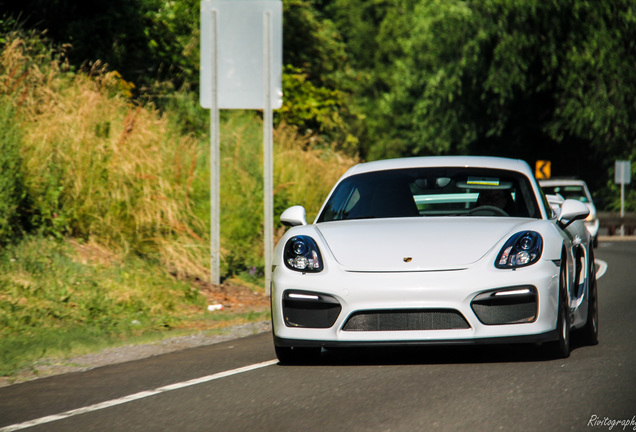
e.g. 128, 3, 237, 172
280, 0, 358, 149
142, 0, 200, 89
330, 0, 636, 199
0, 0, 152, 84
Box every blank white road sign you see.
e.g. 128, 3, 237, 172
615, 160, 631, 185
200, 0, 283, 109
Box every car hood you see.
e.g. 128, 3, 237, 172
316, 218, 528, 272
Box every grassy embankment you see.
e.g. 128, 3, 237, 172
0, 32, 357, 378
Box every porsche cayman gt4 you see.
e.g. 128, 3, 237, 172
271, 156, 598, 363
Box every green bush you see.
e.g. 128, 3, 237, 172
0, 101, 31, 245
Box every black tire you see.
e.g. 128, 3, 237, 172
275, 345, 321, 365
580, 252, 599, 346
549, 261, 571, 359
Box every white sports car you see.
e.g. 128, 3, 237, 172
271, 156, 598, 363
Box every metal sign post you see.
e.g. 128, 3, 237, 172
263, 11, 274, 294
200, 0, 282, 290
615, 160, 632, 236
208, 8, 220, 285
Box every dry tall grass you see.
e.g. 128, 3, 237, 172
1, 32, 359, 282
2, 34, 208, 279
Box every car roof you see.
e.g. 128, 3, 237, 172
539, 178, 589, 187
342, 156, 534, 179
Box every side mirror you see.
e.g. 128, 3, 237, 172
557, 199, 590, 229
280, 205, 307, 227
545, 194, 564, 216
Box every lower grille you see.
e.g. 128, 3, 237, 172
342, 309, 470, 332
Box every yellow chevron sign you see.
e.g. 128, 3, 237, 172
535, 160, 551, 179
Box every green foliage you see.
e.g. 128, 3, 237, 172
0, 28, 360, 279
283, 0, 347, 86
328, 0, 636, 205
0, 101, 30, 245
217, 112, 265, 276
547, 1, 636, 156
142, 0, 200, 87
0, 14, 19, 42
0, 237, 273, 376
146, 81, 210, 137
278, 66, 358, 152
277, 0, 361, 150
1, 0, 198, 92
0, 30, 208, 278
0, 0, 150, 82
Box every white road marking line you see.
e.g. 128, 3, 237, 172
0, 359, 278, 432
595, 259, 608, 280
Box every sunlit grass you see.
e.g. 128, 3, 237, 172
0, 236, 271, 376
0, 31, 354, 378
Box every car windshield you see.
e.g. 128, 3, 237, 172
541, 185, 590, 203
317, 167, 542, 222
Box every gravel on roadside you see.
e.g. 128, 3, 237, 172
0, 321, 272, 388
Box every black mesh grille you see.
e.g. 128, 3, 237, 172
471, 302, 536, 325
343, 309, 470, 332
471, 298, 537, 325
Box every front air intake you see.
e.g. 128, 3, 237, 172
283, 291, 341, 328
342, 309, 470, 331
471, 286, 538, 325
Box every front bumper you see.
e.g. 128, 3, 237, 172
271, 259, 561, 347
274, 330, 558, 348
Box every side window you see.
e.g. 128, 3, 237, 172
539, 187, 554, 219
318, 181, 360, 221
344, 188, 360, 214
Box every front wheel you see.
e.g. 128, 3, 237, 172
579, 253, 599, 346
548, 262, 571, 359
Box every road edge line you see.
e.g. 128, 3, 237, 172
0, 359, 278, 432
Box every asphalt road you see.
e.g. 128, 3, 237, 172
1, 241, 635, 432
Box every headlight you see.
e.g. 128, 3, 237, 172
495, 231, 543, 269
284, 235, 323, 272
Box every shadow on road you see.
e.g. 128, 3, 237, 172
283, 332, 595, 367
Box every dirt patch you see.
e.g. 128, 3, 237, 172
196, 279, 270, 313
69, 239, 271, 312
